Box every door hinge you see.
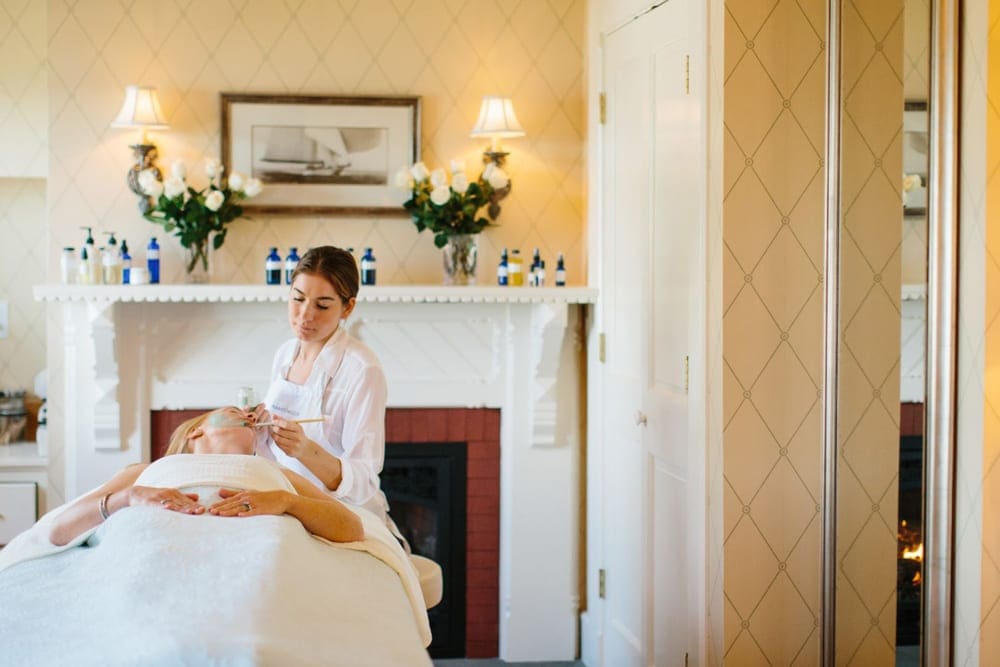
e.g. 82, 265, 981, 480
599, 333, 606, 363
599, 568, 606, 598
599, 92, 607, 124
685, 54, 690, 95
684, 355, 689, 392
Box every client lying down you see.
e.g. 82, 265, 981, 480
49, 406, 364, 546
0, 406, 433, 666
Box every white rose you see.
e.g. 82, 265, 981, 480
228, 171, 245, 192
449, 158, 465, 174
394, 166, 414, 189
137, 168, 159, 195
204, 157, 222, 179
430, 185, 451, 206
205, 189, 225, 211
487, 166, 509, 190
243, 177, 262, 197
410, 161, 429, 182
451, 172, 469, 194
164, 175, 186, 198
170, 160, 187, 179
430, 168, 448, 188
145, 179, 164, 198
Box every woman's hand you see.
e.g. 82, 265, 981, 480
270, 417, 312, 459
245, 403, 270, 426
129, 485, 204, 515
209, 488, 291, 517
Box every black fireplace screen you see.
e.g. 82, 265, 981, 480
382, 441, 467, 658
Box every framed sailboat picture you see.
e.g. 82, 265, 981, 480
221, 93, 421, 215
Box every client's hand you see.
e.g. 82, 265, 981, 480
270, 418, 310, 459
210, 488, 291, 517
129, 485, 204, 514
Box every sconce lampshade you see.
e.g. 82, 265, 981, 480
469, 96, 525, 139
110, 85, 169, 133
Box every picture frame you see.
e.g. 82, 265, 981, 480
902, 100, 928, 217
221, 93, 420, 216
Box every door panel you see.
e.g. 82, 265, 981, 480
601, 1, 701, 665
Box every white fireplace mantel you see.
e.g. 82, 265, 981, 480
36, 283, 596, 662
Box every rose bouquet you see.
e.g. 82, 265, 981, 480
139, 158, 262, 276
397, 160, 510, 248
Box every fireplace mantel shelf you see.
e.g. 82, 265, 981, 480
34, 284, 598, 305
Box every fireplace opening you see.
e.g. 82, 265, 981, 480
896, 432, 923, 648
382, 441, 467, 659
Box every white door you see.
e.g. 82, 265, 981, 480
600, 1, 701, 665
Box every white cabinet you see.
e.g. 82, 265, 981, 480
0, 481, 38, 545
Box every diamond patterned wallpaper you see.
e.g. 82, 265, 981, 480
724, 0, 904, 663
723, 0, 826, 663
836, 1, 903, 663
980, 24, 1000, 660
44, 0, 585, 286
0, 0, 47, 395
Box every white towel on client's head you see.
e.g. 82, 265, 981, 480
135, 454, 296, 495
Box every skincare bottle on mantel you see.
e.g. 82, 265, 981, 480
285, 247, 300, 285
529, 248, 541, 286
509, 249, 523, 286
147, 237, 160, 284
535, 260, 546, 287
555, 253, 566, 287
77, 246, 91, 285
102, 232, 122, 285
120, 239, 132, 284
265, 247, 282, 285
497, 248, 509, 286
360, 248, 376, 286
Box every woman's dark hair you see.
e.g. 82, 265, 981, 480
291, 246, 359, 303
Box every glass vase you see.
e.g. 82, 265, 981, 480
184, 239, 211, 284
442, 234, 478, 285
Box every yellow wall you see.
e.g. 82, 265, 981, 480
723, 0, 904, 663
722, 0, 826, 662
0, 0, 46, 392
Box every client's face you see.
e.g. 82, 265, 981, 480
190, 407, 255, 455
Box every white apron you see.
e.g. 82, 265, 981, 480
263, 356, 393, 526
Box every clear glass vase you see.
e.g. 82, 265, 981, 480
442, 234, 478, 285
184, 239, 211, 284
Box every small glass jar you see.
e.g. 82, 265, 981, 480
236, 386, 257, 410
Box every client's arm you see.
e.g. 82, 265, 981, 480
210, 471, 364, 543
48, 464, 205, 546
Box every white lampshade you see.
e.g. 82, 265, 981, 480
111, 85, 168, 131
469, 96, 525, 139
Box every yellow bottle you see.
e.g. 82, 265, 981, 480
509, 249, 524, 286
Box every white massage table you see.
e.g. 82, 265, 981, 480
0, 457, 434, 666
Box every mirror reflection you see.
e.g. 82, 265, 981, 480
837, 0, 928, 664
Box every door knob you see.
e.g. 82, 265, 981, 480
634, 410, 647, 426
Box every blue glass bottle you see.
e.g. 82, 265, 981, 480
360, 248, 376, 286
555, 253, 566, 287
147, 237, 160, 284
121, 239, 132, 284
285, 247, 300, 285
265, 247, 282, 285
497, 248, 509, 286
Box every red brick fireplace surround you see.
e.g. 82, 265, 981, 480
151, 407, 501, 658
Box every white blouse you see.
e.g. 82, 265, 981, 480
262, 326, 389, 517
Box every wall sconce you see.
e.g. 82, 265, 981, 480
110, 85, 169, 213
470, 96, 524, 218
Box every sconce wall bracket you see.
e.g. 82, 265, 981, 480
126, 143, 161, 214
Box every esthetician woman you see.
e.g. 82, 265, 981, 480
255, 246, 393, 528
